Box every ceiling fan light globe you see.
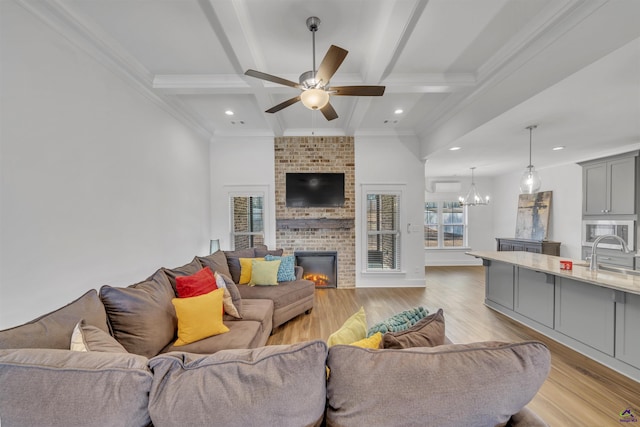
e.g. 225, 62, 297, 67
301, 88, 330, 110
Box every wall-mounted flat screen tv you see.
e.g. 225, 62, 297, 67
286, 173, 345, 207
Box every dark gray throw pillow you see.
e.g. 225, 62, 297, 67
162, 257, 203, 292
382, 308, 445, 349
198, 250, 232, 279
99, 270, 176, 358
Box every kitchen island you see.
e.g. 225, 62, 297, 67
467, 251, 640, 383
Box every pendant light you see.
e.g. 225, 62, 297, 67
459, 167, 489, 206
520, 125, 541, 194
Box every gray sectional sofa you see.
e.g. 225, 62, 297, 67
0, 246, 551, 426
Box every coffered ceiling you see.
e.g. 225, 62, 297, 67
16, 0, 640, 178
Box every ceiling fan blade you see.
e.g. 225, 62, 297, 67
315, 45, 348, 86
265, 96, 301, 113
320, 102, 338, 121
331, 86, 386, 96
245, 69, 301, 89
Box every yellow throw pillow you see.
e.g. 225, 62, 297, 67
238, 257, 264, 284
172, 288, 229, 346
249, 259, 282, 286
350, 332, 383, 349
327, 307, 367, 347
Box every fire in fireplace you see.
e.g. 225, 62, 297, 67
294, 251, 337, 288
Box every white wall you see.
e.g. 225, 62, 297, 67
0, 2, 210, 329
355, 134, 426, 287
209, 136, 276, 250
492, 163, 583, 259
425, 175, 495, 266
424, 163, 583, 267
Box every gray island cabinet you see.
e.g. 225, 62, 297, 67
467, 251, 640, 382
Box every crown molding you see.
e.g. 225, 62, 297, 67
282, 128, 347, 137
211, 129, 275, 140
354, 129, 417, 138
17, 0, 212, 140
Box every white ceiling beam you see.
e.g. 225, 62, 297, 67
197, 0, 283, 136
345, 0, 430, 135
152, 72, 475, 95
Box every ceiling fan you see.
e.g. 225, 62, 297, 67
244, 16, 385, 121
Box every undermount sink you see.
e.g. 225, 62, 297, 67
596, 265, 640, 277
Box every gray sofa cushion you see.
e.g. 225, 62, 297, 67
224, 248, 256, 283
161, 299, 273, 354
71, 320, 128, 353
197, 254, 243, 312
254, 245, 284, 257
237, 278, 314, 311
0, 289, 109, 350
326, 341, 550, 427
161, 320, 262, 354
198, 250, 233, 279
220, 276, 243, 313
224, 298, 273, 331
148, 340, 328, 427
99, 269, 176, 358
0, 348, 152, 427
162, 257, 203, 292
382, 308, 446, 349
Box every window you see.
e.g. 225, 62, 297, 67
366, 192, 400, 271
231, 195, 264, 250
424, 201, 466, 248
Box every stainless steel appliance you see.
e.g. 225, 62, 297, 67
582, 220, 635, 250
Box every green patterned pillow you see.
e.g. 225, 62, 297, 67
367, 307, 429, 337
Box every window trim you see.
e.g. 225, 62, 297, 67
361, 184, 405, 274
226, 185, 271, 250
424, 200, 468, 249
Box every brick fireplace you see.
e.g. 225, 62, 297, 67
274, 136, 355, 288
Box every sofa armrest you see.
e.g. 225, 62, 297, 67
294, 265, 303, 280
506, 406, 549, 427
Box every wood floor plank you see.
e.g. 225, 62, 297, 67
267, 266, 640, 426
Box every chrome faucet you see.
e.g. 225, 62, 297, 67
589, 234, 631, 271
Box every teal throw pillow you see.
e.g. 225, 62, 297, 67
264, 254, 296, 282
367, 306, 429, 337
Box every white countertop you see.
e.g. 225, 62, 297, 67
467, 251, 640, 296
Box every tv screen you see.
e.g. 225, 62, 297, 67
286, 173, 345, 207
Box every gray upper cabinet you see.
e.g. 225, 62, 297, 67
580, 152, 638, 216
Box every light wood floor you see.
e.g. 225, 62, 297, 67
267, 266, 640, 427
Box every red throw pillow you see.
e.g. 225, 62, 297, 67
175, 267, 218, 298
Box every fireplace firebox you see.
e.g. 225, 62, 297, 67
294, 251, 337, 288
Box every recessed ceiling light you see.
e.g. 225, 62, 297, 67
394, 109, 403, 115
225, 110, 234, 116
552, 146, 565, 151
449, 146, 461, 151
